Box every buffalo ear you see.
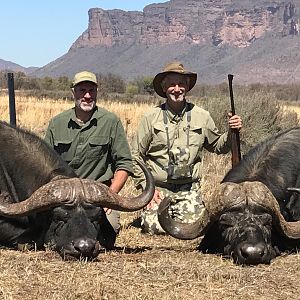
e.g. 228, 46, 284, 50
287, 187, 300, 194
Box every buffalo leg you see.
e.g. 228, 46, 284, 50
97, 214, 117, 250
0, 192, 32, 248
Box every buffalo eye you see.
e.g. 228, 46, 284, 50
84, 207, 104, 222
53, 208, 71, 222
219, 213, 235, 227
54, 221, 65, 235
257, 213, 272, 226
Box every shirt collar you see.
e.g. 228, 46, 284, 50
165, 102, 188, 122
69, 106, 98, 128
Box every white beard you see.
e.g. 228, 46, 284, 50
76, 99, 96, 112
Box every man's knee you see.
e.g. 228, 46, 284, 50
171, 194, 204, 222
140, 207, 165, 235
106, 210, 121, 234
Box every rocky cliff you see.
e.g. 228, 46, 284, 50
71, 0, 299, 49
33, 0, 300, 84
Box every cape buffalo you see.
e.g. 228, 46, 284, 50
0, 121, 154, 260
158, 127, 300, 265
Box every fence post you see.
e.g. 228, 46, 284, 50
7, 72, 16, 126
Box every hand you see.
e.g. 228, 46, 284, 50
146, 189, 163, 210
103, 207, 112, 215
228, 112, 242, 130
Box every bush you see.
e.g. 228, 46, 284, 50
192, 90, 299, 153
96, 73, 125, 94
125, 84, 139, 96
133, 76, 155, 95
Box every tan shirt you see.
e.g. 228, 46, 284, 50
132, 102, 231, 189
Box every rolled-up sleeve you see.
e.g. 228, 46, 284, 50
131, 115, 152, 190
111, 119, 133, 174
203, 113, 231, 154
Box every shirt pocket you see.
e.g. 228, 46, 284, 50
53, 140, 73, 162
189, 126, 205, 158
189, 126, 204, 145
151, 122, 167, 152
87, 136, 110, 159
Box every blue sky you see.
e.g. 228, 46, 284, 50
0, 1, 159, 67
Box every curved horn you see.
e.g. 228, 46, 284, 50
80, 159, 155, 211
243, 181, 300, 239
158, 196, 208, 240
0, 160, 155, 216
0, 177, 82, 216
158, 182, 246, 240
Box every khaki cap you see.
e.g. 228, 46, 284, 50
153, 61, 197, 98
71, 71, 97, 87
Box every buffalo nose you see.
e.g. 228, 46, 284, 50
73, 238, 98, 258
240, 243, 265, 263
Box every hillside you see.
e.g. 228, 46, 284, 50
32, 0, 300, 84
0, 58, 37, 74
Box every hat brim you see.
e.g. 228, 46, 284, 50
153, 71, 197, 98
71, 79, 98, 88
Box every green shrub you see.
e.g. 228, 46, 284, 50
125, 84, 139, 96
191, 90, 299, 153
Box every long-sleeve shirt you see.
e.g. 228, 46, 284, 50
44, 106, 133, 182
132, 102, 231, 190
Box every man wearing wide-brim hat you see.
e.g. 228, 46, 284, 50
132, 61, 242, 234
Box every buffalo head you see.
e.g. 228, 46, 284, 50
0, 160, 154, 260
158, 181, 300, 265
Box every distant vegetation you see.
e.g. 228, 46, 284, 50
0, 90, 298, 153
0, 70, 299, 151
0, 71, 154, 100
2, 71, 300, 103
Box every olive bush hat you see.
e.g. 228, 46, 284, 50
71, 71, 98, 87
153, 62, 197, 98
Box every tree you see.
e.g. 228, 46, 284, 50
125, 83, 139, 96
134, 76, 154, 95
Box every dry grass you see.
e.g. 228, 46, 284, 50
0, 228, 299, 300
0, 95, 299, 299
283, 103, 300, 119
0, 95, 153, 139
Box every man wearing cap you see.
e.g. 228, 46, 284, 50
131, 62, 242, 235
44, 71, 133, 246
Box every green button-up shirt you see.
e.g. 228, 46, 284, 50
44, 107, 133, 182
132, 102, 231, 189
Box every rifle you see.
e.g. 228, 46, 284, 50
227, 74, 241, 167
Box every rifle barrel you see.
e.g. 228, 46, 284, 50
227, 74, 241, 167
228, 74, 235, 115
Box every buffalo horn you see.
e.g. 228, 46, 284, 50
158, 182, 246, 239
0, 160, 155, 216
158, 196, 207, 239
79, 159, 155, 211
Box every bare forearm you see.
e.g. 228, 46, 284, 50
109, 169, 129, 194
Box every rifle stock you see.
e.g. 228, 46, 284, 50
228, 74, 241, 167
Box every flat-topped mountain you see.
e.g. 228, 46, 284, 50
32, 0, 300, 84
